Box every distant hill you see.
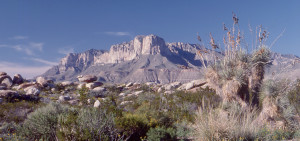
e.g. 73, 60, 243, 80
42, 34, 300, 83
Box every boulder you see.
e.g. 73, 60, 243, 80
119, 93, 126, 97
60, 81, 74, 87
78, 75, 97, 83
0, 75, 13, 88
164, 82, 181, 90
157, 87, 163, 93
0, 90, 18, 98
134, 90, 143, 96
77, 83, 86, 89
12, 74, 24, 85
164, 90, 175, 95
91, 87, 106, 93
177, 79, 207, 90
126, 82, 134, 87
0, 72, 7, 76
94, 100, 101, 108
68, 99, 79, 105
145, 82, 155, 86
24, 86, 40, 96
191, 79, 207, 87
120, 101, 133, 106
58, 95, 72, 102
36, 77, 48, 87
17, 82, 37, 90
185, 82, 194, 90
86, 82, 103, 89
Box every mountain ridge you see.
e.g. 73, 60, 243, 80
42, 34, 300, 83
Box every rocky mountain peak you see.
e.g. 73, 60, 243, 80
94, 34, 170, 64
134, 34, 169, 55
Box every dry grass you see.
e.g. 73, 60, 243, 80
194, 103, 260, 140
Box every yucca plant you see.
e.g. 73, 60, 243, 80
199, 13, 271, 109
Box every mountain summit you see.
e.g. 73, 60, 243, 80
42, 35, 300, 83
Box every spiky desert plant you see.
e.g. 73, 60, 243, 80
201, 13, 271, 108
249, 45, 271, 106
257, 79, 299, 129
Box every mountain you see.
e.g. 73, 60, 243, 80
42, 34, 300, 83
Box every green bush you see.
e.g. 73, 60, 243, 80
18, 102, 70, 140
75, 108, 119, 141
116, 113, 150, 140
146, 127, 177, 141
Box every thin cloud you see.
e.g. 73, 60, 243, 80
105, 32, 131, 36
12, 45, 34, 55
58, 47, 74, 55
11, 36, 28, 40
30, 42, 43, 51
9, 42, 44, 56
30, 58, 58, 66
0, 61, 52, 79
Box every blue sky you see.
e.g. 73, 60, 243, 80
0, 0, 299, 78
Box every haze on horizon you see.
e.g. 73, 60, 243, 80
0, 0, 299, 78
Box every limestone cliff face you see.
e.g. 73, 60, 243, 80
58, 49, 106, 73
93, 34, 171, 64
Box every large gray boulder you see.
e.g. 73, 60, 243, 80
60, 81, 74, 87
24, 86, 40, 96
0, 75, 13, 88
36, 76, 48, 87
164, 82, 181, 91
12, 74, 24, 85
77, 75, 97, 83
91, 87, 106, 93
86, 82, 103, 89
17, 82, 37, 90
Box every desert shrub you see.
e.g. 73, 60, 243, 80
0, 100, 43, 123
0, 122, 17, 135
0, 122, 26, 140
256, 127, 296, 140
75, 108, 119, 141
56, 107, 80, 140
146, 127, 177, 141
194, 103, 260, 141
78, 85, 89, 105
18, 102, 70, 140
115, 113, 150, 140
